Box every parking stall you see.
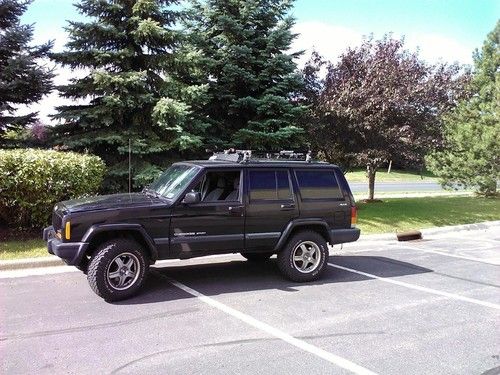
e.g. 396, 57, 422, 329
1, 226, 499, 375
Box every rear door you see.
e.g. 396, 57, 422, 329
294, 168, 350, 229
244, 168, 298, 251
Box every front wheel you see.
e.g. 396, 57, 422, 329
277, 231, 328, 282
87, 238, 149, 301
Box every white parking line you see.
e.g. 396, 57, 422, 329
340, 244, 500, 266
395, 245, 500, 266
328, 263, 500, 310
167, 277, 379, 375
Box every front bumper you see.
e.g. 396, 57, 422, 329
43, 226, 88, 266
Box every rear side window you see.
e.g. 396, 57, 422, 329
295, 170, 343, 199
335, 169, 354, 204
249, 170, 292, 201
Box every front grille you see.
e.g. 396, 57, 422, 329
52, 209, 62, 231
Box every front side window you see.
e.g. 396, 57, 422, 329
149, 164, 199, 200
192, 171, 241, 202
249, 170, 292, 201
295, 170, 343, 199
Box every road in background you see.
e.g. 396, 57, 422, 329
349, 181, 445, 193
1, 226, 499, 375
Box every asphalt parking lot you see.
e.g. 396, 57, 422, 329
1, 225, 499, 375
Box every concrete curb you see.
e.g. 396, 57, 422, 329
0, 256, 64, 271
2, 220, 499, 271
357, 220, 500, 242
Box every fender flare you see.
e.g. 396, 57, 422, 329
273, 219, 333, 252
82, 223, 158, 262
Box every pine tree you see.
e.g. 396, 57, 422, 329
427, 22, 500, 196
187, 0, 305, 151
51, 0, 207, 191
0, 0, 53, 144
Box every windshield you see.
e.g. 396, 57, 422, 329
148, 164, 199, 200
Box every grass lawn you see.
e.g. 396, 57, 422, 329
346, 168, 438, 183
0, 239, 47, 260
1, 196, 498, 260
358, 196, 500, 234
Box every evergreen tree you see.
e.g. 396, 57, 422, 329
51, 0, 206, 191
0, 0, 53, 144
187, 0, 305, 150
427, 22, 500, 196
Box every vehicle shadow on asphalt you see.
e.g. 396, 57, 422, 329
115, 255, 432, 305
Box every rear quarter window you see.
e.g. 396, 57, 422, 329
295, 169, 343, 199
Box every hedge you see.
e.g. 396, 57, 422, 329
0, 149, 106, 228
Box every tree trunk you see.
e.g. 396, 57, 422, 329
367, 164, 377, 200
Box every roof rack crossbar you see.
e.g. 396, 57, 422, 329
208, 149, 314, 163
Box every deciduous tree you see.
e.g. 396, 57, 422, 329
303, 36, 468, 200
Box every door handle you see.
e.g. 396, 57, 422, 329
280, 203, 295, 211
228, 205, 244, 215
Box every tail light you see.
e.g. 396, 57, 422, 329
351, 206, 357, 227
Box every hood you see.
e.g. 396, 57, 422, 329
60, 193, 168, 213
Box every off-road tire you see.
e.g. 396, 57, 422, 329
277, 231, 328, 282
241, 252, 274, 262
87, 238, 149, 302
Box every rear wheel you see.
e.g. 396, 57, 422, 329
87, 238, 149, 301
241, 252, 274, 262
277, 231, 328, 282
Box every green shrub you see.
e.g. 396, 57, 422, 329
0, 149, 106, 228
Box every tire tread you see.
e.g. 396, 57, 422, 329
277, 230, 328, 282
87, 238, 148, 301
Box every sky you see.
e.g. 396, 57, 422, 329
19, 0, 500, 124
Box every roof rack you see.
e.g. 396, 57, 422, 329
208, 149, 314, 163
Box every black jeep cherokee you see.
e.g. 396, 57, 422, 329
43, 152, 360, 301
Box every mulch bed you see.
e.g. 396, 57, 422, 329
358, 199, 384, 204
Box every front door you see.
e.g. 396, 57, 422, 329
169, 169, 244, 258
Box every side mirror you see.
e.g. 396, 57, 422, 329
182, 192, 201, 204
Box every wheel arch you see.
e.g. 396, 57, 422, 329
274, 219, 331, 252
82, 224, 158, 265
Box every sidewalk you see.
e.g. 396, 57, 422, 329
353, 191, 472, 199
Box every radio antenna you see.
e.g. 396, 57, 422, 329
128, 139, 131, 193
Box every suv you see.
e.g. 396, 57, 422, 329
43, 151, 360, 301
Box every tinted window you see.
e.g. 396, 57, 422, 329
276, 171, 291, 200
296, 170, 343, 199
334, 169, 352, 202
249, 170, 292, 201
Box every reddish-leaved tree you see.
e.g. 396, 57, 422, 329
304, 36, 469, 200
